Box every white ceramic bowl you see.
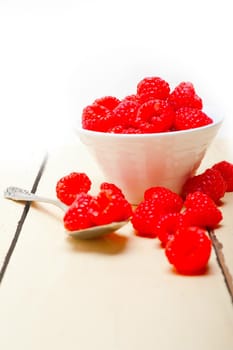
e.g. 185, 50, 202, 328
76, 107, 223, 204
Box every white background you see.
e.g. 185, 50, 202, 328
0, 0, 233, 156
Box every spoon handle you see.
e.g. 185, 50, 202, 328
4, 186, 67, 212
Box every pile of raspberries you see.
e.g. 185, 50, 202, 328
56, 160, 233, 275
81, 77, 213, 133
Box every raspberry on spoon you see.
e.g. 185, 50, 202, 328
56, 172, 91, 205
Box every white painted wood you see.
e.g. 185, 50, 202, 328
0, 136, 232, 350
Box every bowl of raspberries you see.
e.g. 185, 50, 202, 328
77, 76, 223, 204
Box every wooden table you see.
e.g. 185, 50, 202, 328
0, 133, 233, 350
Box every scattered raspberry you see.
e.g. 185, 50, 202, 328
144, 186, 183, 213
165, 226, 212, 275
174, 107, 213, 130
169, 82, 203, 110
212, 160, 233, 192
113, 100, 139, 128
154, 212, 186, 247
63, 193, 96, 231
183, 191, 223, 229
56, 172, 91, 205
137, 77, 170, 103
82, 103, 116, 132
94, 96, 120, 110
131, 199, 165, 238
183, 190, 210, 208
131, 187, 184, 238
182, 168, 227, 203
135, 99, 175, 133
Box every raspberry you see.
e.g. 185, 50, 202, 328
144, 186, 183, 213
120, 127, 143, 134
94, 96, 120, 110
108, 125, 124, 133
113, 100, 139, 128
63, 193, 96, 231
169, 82, 203, 110
174, 107, 213, 131
165, 226, 212, 275
154, 212, 186, 247
56, 172, 91, 205
135, 99, 175, 133
131, 199, 165, 238
100, 182, 125, 197
182, 168, 227, 203
137, 77, 170, 103
212, 160, 233, 192
108, 125, 143, 134
183, 191, 223, 229
91, 189, 132, 226
82, 103, 116, 132
183, 190, 212, 208
123, 94, 140, 103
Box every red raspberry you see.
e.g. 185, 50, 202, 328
165, 226, 212, 275
183, 190, 212, 208
137, 77, 170, 103
108, 125, 143, 134
212, 160, 233, 192
131, 199, 165, 238
63, 193, 96, 231
123, 94, 140, 103
100, 182, 125, 197
169, 82, 203, 110
135, 99, 175, 133
182, 168, 227, 203
56, 172, 91, 205
154, 212, 186, 247
174, 107, 213, 131
108, 125, 124, 133
144, 186, 183, 213
113, 100, 140, 128
91, 189, 132, 226
94, 96, 120, 110
183, 191, 223, 229
82, 103, 116, 132
121, 127, 143, 134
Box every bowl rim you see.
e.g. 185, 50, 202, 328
75, 114, 224, 139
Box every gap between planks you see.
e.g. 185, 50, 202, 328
209, 229, 233, 304
0, 153, 48, 285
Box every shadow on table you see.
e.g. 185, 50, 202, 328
165, 263, 215, 278
66, 232, 129, 255
30, 203, 129, 254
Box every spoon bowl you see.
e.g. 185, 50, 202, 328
68, 220, 129, 239
4, 186, 129, 239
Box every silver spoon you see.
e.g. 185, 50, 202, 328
4, 186, 129, 239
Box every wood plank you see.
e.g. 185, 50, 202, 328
0, 135, 233, 350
